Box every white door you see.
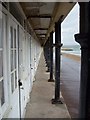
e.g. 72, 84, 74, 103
0, 12, 9, 118
9, 17, 19, 117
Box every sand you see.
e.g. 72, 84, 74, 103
62, 53, 81, 62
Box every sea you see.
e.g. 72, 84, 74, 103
61, 44, 81, 56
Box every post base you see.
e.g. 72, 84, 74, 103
46, 69, 50, 72
45, 64, 48, 67
51, 98, 63, 104
48, 79, 54, 82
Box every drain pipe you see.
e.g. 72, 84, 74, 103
18, 80, 23, 120
17, 25, 22, 120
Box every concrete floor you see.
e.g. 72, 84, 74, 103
25, 53, 70, 118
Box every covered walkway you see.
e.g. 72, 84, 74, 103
25, 53, 70, 118
1, 2, 90, 119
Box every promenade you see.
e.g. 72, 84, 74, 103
61, 53, 81, 118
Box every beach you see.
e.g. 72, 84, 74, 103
62, 52, 81, 62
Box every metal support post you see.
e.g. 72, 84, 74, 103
74, 3, 90, 118
46, 39, 50, 72
52, 20, 63, 104
48, 32, 54, 82
43, 39, 50, 72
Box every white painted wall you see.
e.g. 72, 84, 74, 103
0, 6, 42, 119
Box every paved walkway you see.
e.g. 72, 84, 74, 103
61, 54, 81, 118
25, 53, 70, 118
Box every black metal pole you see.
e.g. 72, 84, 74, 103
43, 41, 47, 66
75, 34, 88, 118
48, 32, 54, 82
47, 39, 50, 72
52, 21, 62, 104
44, 39, 50, 72
74, 3, 90, 118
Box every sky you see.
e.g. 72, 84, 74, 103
53, 3, 80, 46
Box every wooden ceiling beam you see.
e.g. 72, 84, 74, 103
34, 28, 48, 30
27, 14, 51, 19
36, 33, 46, 35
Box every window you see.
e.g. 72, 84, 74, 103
10, 26, 17, 93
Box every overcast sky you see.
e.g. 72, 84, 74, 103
53, 3, 79, 46
61, 3, 80, 46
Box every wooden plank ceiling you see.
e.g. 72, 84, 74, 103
20, 2, 76, 46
